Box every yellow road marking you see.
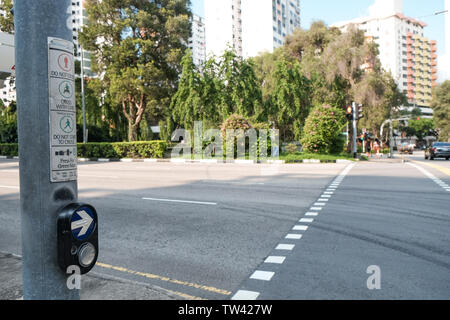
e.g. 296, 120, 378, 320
414, 161, 450, 176
165, 290, 206, 300
96, 262, 231, 296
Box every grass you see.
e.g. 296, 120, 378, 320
279, 152, 357, 162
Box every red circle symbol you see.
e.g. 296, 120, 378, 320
57, 53, 72, 72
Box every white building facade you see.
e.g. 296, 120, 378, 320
205, 0, 300, 59
333, 0, 438, 111
71, 0, 93, 76
188, 14, 206, 67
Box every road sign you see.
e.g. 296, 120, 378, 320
48, 37, 77, 183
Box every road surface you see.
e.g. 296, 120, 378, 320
0, 155, 449, 299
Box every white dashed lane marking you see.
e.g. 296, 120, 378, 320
285, 234, 303, 240
264, 256, 286, 264
231, 163, 357, 299
231, 290, 260, 300
275, 244, 296, 251
250, 271, 275, 281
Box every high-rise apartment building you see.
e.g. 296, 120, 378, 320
205, 0, 301, 59
188, 14, 206, 67
0, 0, 15, 105
333, 0, 438, 111
71, 0, 93, 77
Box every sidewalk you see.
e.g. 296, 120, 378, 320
0, 252, 183, 300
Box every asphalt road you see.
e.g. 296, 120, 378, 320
0, 154, 449, 300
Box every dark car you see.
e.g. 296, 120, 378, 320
425, 142, 450, 160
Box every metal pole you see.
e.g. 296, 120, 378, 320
15, 0, 79, 299
352, 102, 357, 158
388, 107, 394, 158
81, 49, 87, 143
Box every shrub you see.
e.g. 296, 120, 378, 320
285, 143, 298, 154
77, 141, 167, 159
0, 143, 18, 156
300, 105, 346, 154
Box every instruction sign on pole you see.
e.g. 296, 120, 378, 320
48, 37, 77, 183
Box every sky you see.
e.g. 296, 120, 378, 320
191, 0, 448, 78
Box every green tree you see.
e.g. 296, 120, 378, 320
80, 0, 191, 141
408, 118, 435, 142
170, 50, 203, 130
270, 55, 310, 141
300, 105, 346, 154
431, 81, 450, 142
0, 0, 14, 33
216, 49, 262, 119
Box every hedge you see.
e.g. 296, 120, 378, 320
0, 141, 167, 159
0, 143, 19, 157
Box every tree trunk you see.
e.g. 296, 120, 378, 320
128, 122, 138, 142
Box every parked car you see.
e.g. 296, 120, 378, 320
425, 142, 450, 160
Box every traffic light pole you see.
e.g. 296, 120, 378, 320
15, 0, 80, 299
352, 102, 358, 158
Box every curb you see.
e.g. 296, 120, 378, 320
1, 157, 357, 164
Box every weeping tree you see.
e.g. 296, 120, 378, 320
80, 0, 191, 141
269, 54, 311, 141
170, 50, 204, 130
215, 49, 263, 120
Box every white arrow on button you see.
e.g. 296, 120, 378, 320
71, 210, 93, 237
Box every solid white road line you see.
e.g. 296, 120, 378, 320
264, 256, 286, 264
285, 234, 303, 240
142, 197, 217, 206
275, 244, 295, 251
232, 290, 260, 300
250, 271, 275, 281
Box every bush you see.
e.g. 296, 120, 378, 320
0, 122, 18, 143
0, 141, 167, 159
300, 105, 346, 154
285, 143, 298, 154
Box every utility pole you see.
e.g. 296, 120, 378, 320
15, 0, 80, 299
389, 109, 394, 159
